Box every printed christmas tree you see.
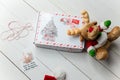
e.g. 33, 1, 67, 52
41, 19, 57, 41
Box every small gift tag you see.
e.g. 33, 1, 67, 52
21, 49, 38, 71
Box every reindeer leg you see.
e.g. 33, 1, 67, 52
96, 47, 108, 60
108, 26, 120, 41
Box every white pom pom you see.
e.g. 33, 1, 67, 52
53, 68, 66, 80
100, 22, 107, 30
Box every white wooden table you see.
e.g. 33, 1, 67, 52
0, 0, 120, 80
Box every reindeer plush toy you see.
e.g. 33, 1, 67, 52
67, 10, 120, 60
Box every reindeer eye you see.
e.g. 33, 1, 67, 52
94, 22, 97, 25
86, 30, 88, 32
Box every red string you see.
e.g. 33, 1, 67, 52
0, 21, 33, 41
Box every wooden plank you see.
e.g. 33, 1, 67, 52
34, 47, 90, 80
23, 0, 63, 13
97, 0, 120, 15
0, 0, 37, 22
60, 51, 120, 80
98, 40, 120, 78
0, 42, 53, 80
49, 0, 120, 26
0, 51, 29, 80
111, 38, 120, 56
0, 1, 52, 80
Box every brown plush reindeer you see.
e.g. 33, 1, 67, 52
67, 10, 120, 60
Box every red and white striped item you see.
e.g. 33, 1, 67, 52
34, 12, 84, 52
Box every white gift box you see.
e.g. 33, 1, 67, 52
34, 12, 84, 52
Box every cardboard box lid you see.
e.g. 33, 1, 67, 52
34, 12, 84, 50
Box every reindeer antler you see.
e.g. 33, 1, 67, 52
67, 10, 90, 36
81, 10, 90, 24
67, 28, 81, 35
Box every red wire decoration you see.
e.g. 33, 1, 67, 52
0, 21, 33, 41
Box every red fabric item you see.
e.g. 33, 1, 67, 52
44, 75, 57, 80
72, 19, 79, 24
98, 25, 103, 32
85, 25, 104, 49
85, 40, 98, 48
88, 27, 94, 32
